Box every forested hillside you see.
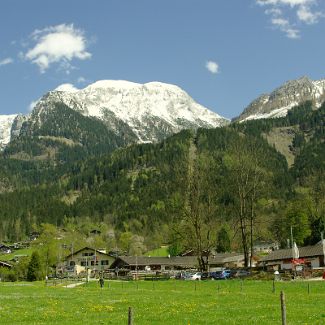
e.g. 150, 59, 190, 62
0, 101, 324, 263
0, 102, 133, 188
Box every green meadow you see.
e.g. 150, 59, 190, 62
0, 279, 324, 324
0, 248, 32, 261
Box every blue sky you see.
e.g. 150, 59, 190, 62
0, 0, 325, 119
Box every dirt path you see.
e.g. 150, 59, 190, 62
64, 282, 84, 288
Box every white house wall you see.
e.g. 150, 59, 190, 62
281, 262, 292, 270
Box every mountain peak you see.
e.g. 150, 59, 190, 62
236, 76, 325, 122
28, 79, 229, 144
1, 79, 228, 150
86, 80, 141, 90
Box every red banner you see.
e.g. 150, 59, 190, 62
291, 258, 305, 265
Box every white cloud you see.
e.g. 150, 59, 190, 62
265, 8, 283, 16
24, 24, 91, 73
297, 5, 323, 24
28, 100, 39, 112
206, 61, 219, 74
54, 83, 79, 93
258, 0, 314, 7
285, 28, 300, 38
256, 0, 324, 38
77, 76, 86, 83
0, 57, 13, 66
271, 17, 301, 38
271, 17, 290, 26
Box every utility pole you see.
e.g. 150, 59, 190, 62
290, 226, 293, 248
321, 232, 325, 266
71, 243, 74, 259
86, 256, 89, 283
94, 248, 97, 275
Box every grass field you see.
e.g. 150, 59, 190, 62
145, 246, 169, 257
0, 248, 33, 261
0, 279, 325, 324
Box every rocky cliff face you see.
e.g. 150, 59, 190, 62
236, 76, 325, 122
10, 114, 28, 140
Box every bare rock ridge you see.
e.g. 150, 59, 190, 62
235, 76, 325, 122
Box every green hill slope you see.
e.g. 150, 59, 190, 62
0, 101, 323, 255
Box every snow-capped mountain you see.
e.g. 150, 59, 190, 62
30, 80, 229, 143
235, 76, 325, 122
0, 114, 28, 150
0, 114, 18, 150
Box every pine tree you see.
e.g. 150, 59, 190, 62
27, 251, 43, 281
216, 227, 231, 253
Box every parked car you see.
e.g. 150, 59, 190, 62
232, 269, 250, 278
186, 272, 202, 280
175, 272, 188, 280
200, 272, 211, 280
212, 270, 232, 280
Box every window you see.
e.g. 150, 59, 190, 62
101, 260, 109, 266
82, 252, 94, 257
70, 261, 75, 266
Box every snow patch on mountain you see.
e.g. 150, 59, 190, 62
242, 102, 298, 121
35, 80, 229, 142
0, 114, 18, 149
237, 76, 325, 122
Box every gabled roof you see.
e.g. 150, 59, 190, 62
112, 256, 198, 267
110, 253, 244, 268
260, 242, 325, 262
219, 253, 244, 263
66, 247, 111, 259
0, 260, 12, 268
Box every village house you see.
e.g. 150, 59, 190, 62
181, 250, 245, 267
59, 247, 115, 276
253, 240, 279, 253
0, 244, 12, 254
29, 232, 40, 241
260, 241, 325, 271
0, 260, 12, 269
110, 253, 245, 274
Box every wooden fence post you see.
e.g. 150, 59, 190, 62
280, 291, 286, 325
128, 307, 133, 325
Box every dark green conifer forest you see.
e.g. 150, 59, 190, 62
0, 101, 324, 259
